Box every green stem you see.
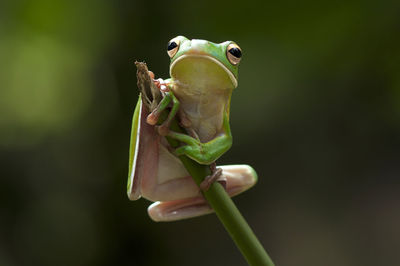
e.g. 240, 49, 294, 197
166, 119, 275, 266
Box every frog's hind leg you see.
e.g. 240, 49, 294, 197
148, 164, 257, 222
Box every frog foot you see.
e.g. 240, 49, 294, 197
153, 78, 170, 92
148, 70, 170, 92
200, 163, 226, 191
146, 111, 159, 125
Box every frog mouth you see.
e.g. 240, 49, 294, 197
170, 54, 238, 88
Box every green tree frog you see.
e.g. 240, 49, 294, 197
127, 36, 257, 222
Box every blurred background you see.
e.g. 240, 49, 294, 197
1, 0, 399, 265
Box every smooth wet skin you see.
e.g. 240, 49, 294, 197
127, 36, 257, 221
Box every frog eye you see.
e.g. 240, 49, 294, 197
226, 43, 242, 65
167, 38, 180, 58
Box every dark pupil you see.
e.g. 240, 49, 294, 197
167, 41, 178, 51
229, 47, 242, 58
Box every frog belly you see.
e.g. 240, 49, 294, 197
176, 90, 229, 142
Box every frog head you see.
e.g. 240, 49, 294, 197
167, 36, 242, 89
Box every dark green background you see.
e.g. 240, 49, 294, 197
1, 0, 399, 265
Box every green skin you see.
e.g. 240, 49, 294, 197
153, 36, 240, 165
127, 37, 257, 222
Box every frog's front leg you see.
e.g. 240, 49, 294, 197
146, 78, 180, 136
167, 111, 233, 165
